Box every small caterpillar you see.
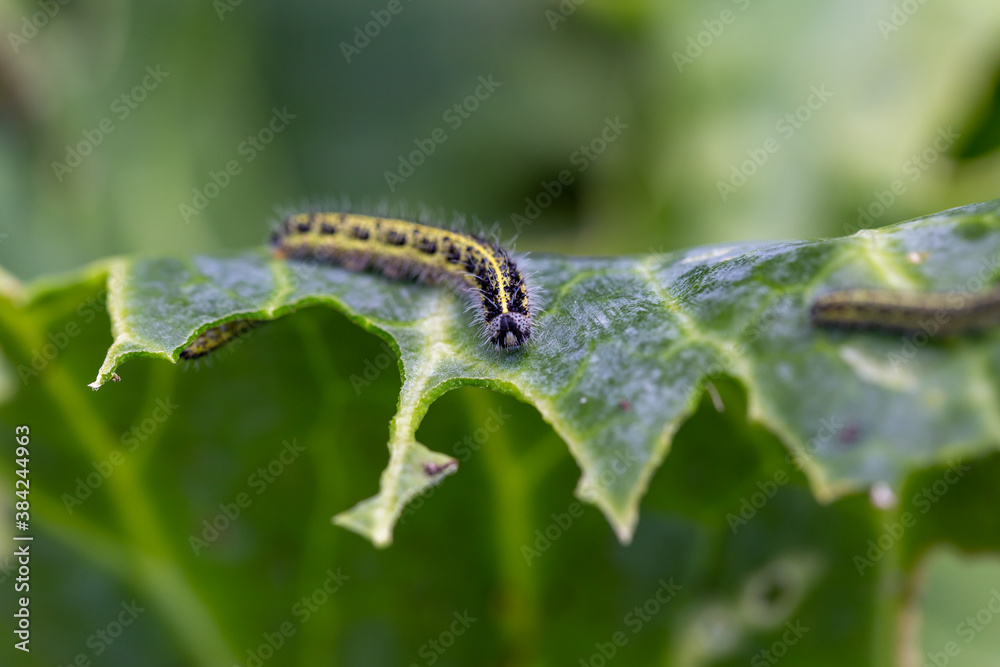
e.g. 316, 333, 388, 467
178, 212, 532, 359
180, 320, 262, 359
810, 286, 1000, 335
271, 212, 532, 350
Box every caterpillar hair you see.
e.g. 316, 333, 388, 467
270, 211, 533, 350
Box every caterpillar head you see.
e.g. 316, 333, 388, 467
487, 312, 531, 350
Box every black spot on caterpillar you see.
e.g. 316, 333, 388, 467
272, 212, 533, 350
810, 286, 1000, 335
178, 213, 533, 360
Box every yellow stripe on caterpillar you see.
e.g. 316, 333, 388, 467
271, 212, 532, 350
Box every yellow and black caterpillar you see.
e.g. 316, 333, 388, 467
181, 212, 532, 359
272, 212, 532, 349
179, 320, 261, 359
810, 287, 1000, 335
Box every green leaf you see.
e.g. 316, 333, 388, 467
88, 200, 1000, 547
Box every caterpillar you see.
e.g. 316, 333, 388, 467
271, 212, 532, 350
178, 212, 532, 359
810, 286, 1000, 335
180, 320, 262, 359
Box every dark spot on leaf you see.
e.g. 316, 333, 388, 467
761, 580, 786, 606
423, 461, 457, 476
838, 421, 861, 447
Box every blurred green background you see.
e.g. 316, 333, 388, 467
2, 0, 1000, 665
